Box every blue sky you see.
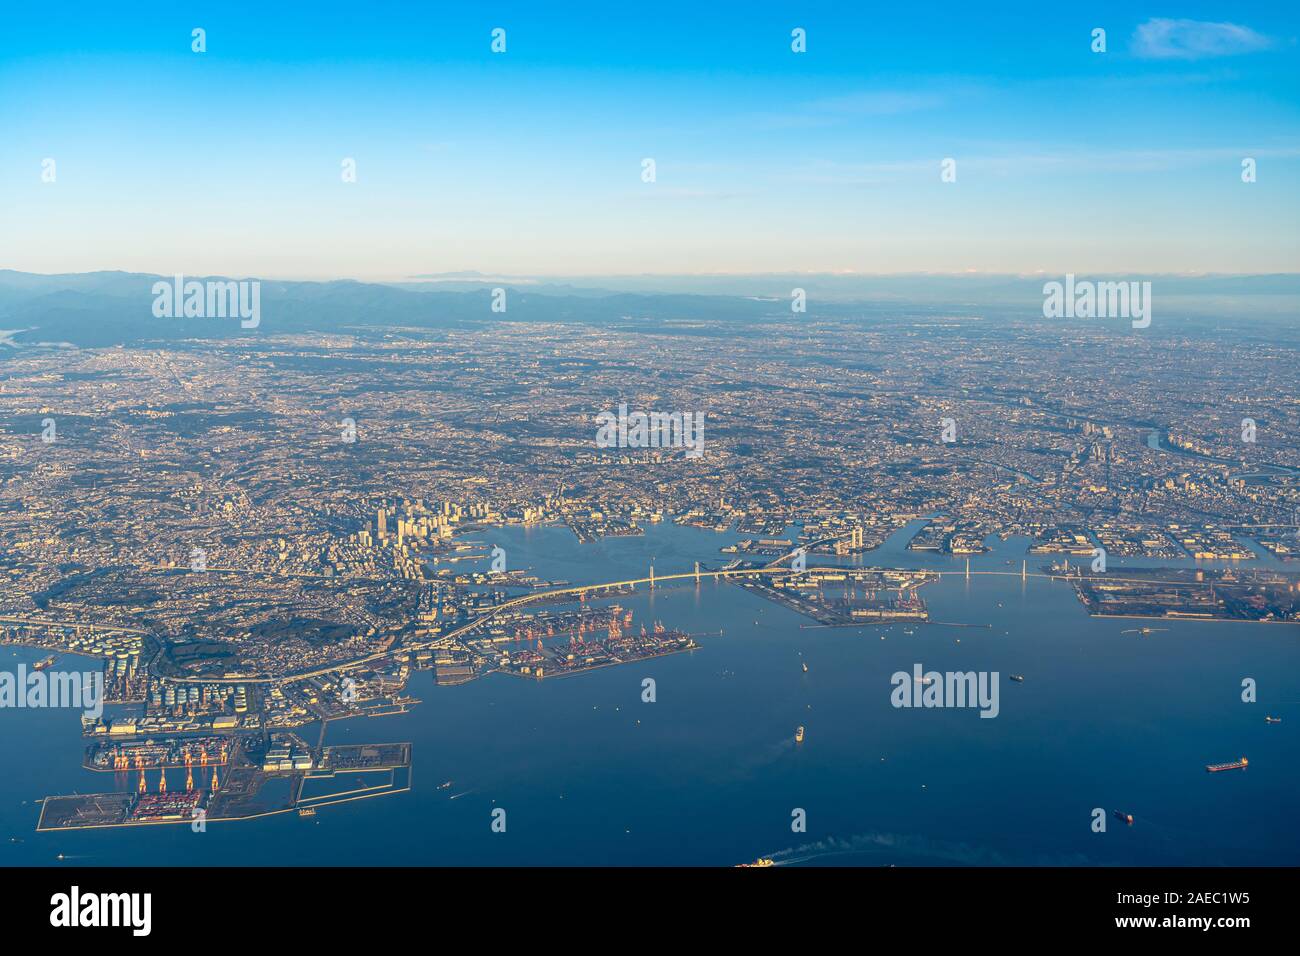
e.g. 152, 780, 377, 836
1, 1, 1297, 278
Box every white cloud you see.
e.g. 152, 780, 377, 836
1132, 18, 1273, 60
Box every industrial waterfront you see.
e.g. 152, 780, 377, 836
2, 520, 1296, 866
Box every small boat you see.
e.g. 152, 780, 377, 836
438, 780, 454, 790
298, 807, 316, 817
32, 656, 57, 672
794, 726, 805, 744
1009, 674, 1024, 683
1265, 716, 1281, 724
736, 857, 775, 868
1206, 757, 1248, 773
915, 676, 935, 686
801, 661, 808, 673
1113, 810, 1134, 825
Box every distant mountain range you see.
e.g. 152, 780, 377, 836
1, 270, 1296, 348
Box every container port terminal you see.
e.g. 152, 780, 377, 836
737, 567, 938, 626
487, 621, 699, 679
37, 730, 411, 831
